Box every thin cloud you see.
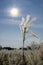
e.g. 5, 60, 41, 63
0, 15, 37, 25
0, 19, 20, 25
31, 24, 43, 28
0, 15, 39, 28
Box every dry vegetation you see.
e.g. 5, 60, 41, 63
0, 42, 43, 65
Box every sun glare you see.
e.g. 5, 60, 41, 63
10, 8, 19, 17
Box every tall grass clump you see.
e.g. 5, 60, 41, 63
0, 42, 43, 65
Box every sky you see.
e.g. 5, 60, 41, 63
0, 0, 43, 48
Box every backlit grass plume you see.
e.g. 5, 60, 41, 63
20, 15, 38, 41
19, 15, 39, 64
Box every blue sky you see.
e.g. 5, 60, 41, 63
0, 0, 43, 48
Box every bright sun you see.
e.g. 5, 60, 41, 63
10, 8, 19, 17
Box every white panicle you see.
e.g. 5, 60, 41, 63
20, 17, 25, 26
28, 17, 37, 26
20, 17, 25, 32
25, 15, 30, 27
31, 17, 37, 22
26, 15, 30, 22
20, 15, 38, 39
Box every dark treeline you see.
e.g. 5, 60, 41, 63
0, 46, 16, 50
0, 41, 43, 50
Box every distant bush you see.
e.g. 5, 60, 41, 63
0, 45, 2, 50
